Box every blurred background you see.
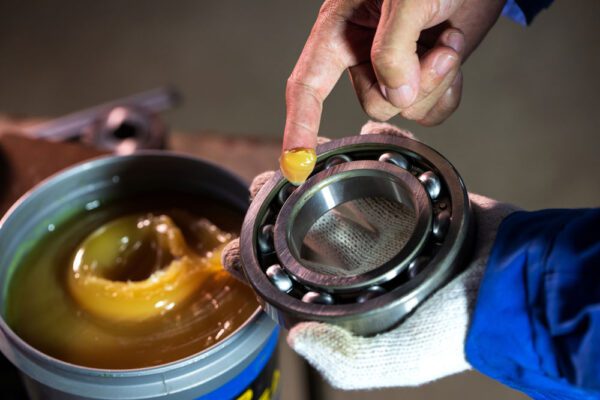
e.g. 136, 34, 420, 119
0, 1, 598, 399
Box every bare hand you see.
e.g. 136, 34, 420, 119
283, 0, 506, 152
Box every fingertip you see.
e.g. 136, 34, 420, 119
250, 171, 277, 200
381, 83, 418, 109
316, 136, 331, 145
279, 148, 317, 186
222, 238, 248, 284
280, 124, 317, 185
288, 321, 350, 349
416, 115, 443, 127
418, 71, 463, 126
441, 28, 465, 55
423, 46, 460, 84
360, 121, 416, 139
221, 238, 239, 265
431, 50, 459, 78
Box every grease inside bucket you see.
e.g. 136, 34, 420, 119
4, 194, 259, 369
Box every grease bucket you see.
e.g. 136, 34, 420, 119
0, 153, 279, 400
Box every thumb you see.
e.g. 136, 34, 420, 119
360, 120, 416, 140
288, 312, 470, 390
288, 322, 366, 390
250, 171, 276, 201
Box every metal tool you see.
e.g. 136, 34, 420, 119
24, 87, 180, 154
240, 134, 474, 336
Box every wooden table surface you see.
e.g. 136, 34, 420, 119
0, 128, 281, 217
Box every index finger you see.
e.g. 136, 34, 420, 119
283, 4, 365, 151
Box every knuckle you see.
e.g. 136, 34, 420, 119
428, 0, 442, 19
371, 47, 401, 77
286, 76, 323, 104
403, 0, 441, 26
285, 75, 301, 94
317, 0, 349, 24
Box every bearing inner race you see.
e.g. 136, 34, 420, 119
275, 161, 432, 292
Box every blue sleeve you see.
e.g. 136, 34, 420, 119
465, 209, 600, 400
502, 0, 554, 25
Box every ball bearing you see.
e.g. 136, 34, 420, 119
378, 152, 409, 170
240, 134, 473, 335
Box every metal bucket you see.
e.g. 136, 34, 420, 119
0, 152, 279, 400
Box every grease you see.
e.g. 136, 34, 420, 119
5, 195, 258, 369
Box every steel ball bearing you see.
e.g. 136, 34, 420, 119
240, 134, 474, 335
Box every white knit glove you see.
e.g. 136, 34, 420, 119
222, 122, 519, 390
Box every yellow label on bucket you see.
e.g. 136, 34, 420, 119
235, 368, 280, 400
237, 390, 254, 400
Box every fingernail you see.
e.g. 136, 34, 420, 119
384, 84, 415, 108
433, 53, 456, 77
446, 32, 464, 53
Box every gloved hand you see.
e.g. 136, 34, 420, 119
222, 122, 519, 390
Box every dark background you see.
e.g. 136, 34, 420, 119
0, 1, 598, 399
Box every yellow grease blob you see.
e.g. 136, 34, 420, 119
6, 204, 259, 369
68, 214, 228, 322
279, 148, 316, 185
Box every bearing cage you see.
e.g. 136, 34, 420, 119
240, 135, 473, 335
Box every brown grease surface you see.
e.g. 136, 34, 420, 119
5, 195, 259, 369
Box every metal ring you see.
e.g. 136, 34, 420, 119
240, 134, 473, 336
274, 160, 432, 292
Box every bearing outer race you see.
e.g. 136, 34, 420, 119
240, 135, 473, 335
273, 160, 433, 291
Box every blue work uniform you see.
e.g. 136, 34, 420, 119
502, 0, 554, 25
466, 209, 600, 399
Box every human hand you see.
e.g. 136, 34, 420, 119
224, 121, 520, 389
285, 193, 518, 389
283, 0, 506, 154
